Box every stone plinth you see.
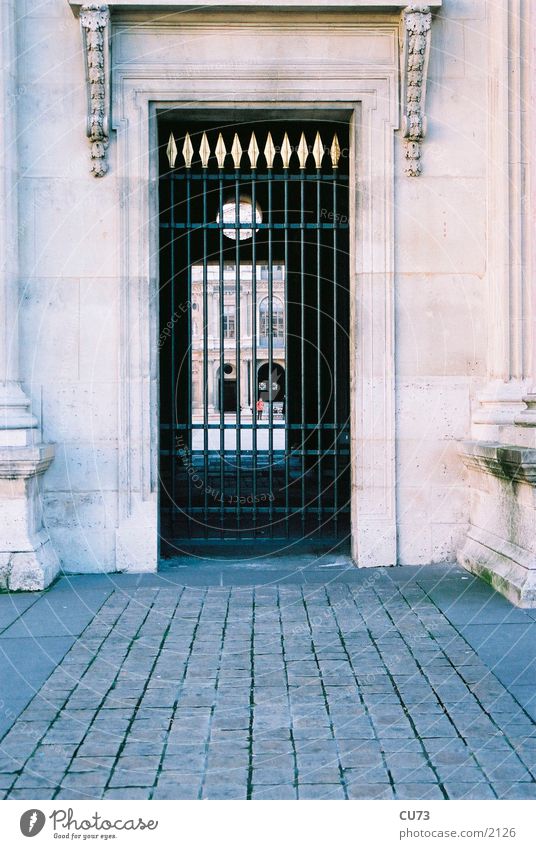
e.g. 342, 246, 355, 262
458, 441, 536, 607
0, 444, 60, 591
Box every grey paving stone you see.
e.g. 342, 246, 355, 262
492, 782, 536, 800
251, 784, 297, 799
443, 782, 496, 800
346, 783, 394, 800
202, 784, 248, 799
298, 783, 346, 800
8, 788, 56, 799
252, 768, 295, 785
104, 787, 152, 799
394, 783, 444, 800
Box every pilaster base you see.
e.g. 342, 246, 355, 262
0, 442, 60, 592
459, 526, 536, 608
472, 379, 528, 426
458, 440, 536, 608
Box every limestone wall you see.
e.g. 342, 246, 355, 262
13, 0, 494, 572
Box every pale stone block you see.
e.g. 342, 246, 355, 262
425, 80, 488, 178
428, 15, 466, 80
43, 491, 118, 531
9, 539, 60, 592
395, 178, 486, 275
79, 278, 119, 380
396, 274, 486, 377
17, 15, 82, 85
351, 518, 397, 568
115, 24, 396, 68
42, 381, 118, 443
397, 439, 466, 489
20, 178, 119, 279
397, 379, 471, 440
431, 522, 466, 563
438, 0, 486, 19
116, 498, 158, 573
48, 526, 117, 573
42, 442, 119, 493
20, 278, 80, 383
0, 553, 11, 590
428, 485, 468, 524
17, 86, 86, 177
398, 522, 432, 566
19, 0, 72, 20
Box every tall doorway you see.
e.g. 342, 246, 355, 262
159, 117, 350, 553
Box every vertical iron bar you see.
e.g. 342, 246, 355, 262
251, 170, 258, 538
170, 174, 176, 537
283, 166, 290, 538
186, 168, 193, 537
333, 170, 339, 538
219, 168, 225, 536
235, 166, 241, 535
267, 167, 274, 536
202, 167, 209, 537
300, 165, 306, 538
316, 167, 322, 534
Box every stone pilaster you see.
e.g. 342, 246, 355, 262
0, 0, 59, 591
473, 0, 532, 433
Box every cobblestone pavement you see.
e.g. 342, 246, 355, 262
2, 561, 536, 800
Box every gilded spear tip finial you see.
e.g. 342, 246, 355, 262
313, 131, 324, 169
297, 132, 309, 169
330, 133, 341, 169
199, 132, 211, 168
281, 133, 292, 169
248, 132, 259, 169
215, 133, 227, 169
182, 132, 194, 169
231, 133, 243, 169
166, 133, 177, 168
264, 132, 276, 169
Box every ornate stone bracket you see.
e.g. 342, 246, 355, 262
400, 4, 432, 176
80, 3, 110, 177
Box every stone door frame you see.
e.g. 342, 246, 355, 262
111, 16, 399, 571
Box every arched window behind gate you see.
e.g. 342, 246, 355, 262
259, 297, 284, 346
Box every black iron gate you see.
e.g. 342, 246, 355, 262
159, 119, 350, 552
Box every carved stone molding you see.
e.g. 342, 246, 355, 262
80, 4, 110, 177
400, 4, 432, 176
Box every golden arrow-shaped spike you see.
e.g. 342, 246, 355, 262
297, 132, 309, 169
199, 132, 211, 168
231, 133, 243, 169
215, 133, 227, 169
166, 133, 177, 168
330, 133, 341, 169
182, 132, 194, 169
264, 132, 276, 169
248, 132, 259, 169
281, 133, 292, 169
313, 131, 324, 169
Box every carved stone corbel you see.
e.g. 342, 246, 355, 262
400, 4, 432, 176
80, 3, 110, 177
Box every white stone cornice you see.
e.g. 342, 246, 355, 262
400, 4, 431, 176
0, 444, 55, 481
80, 4, 111, 177
69, 0, 442, 12
460, 440, 536, 486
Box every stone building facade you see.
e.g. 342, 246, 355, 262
0, 0, 535, 605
